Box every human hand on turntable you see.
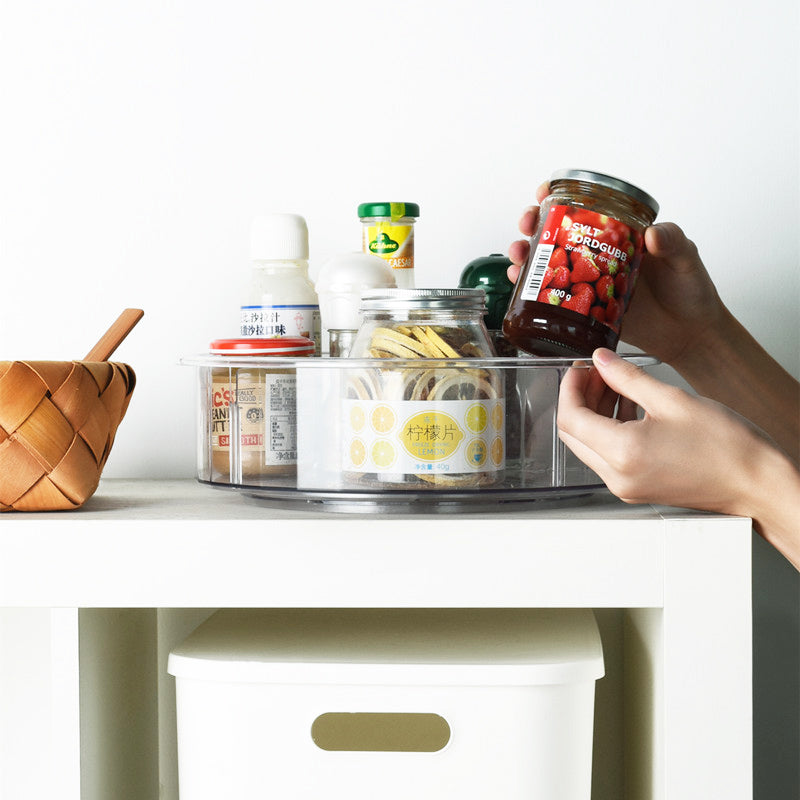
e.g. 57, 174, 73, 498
556, 348, 800, 570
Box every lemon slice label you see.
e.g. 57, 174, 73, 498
342, 398, 504, 476
401, 410, 464, 462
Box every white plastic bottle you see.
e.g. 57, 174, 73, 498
240, 214, 321, 353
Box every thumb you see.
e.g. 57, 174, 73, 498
592, 349, 669, 414
644, 222, 702, 274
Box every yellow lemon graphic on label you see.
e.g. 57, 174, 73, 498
401, 411, 464, 462
491, 402, 504, 431
465, 403, 488, 433
491, 436, 504, 466
350, 438, 366, 467
370, 404, 397, 434
371, 439, 397, 469
466, 438, 488, 468
350, 404, 366, 432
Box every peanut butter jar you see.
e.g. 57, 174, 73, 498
207, 337, 315, 482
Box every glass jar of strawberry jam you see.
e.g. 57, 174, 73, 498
502, 169, 659, 356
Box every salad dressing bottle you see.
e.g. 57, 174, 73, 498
240, 214, 321, 353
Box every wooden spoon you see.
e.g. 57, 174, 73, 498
84, 308, 144, 361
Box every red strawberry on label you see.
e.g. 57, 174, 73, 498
606, 219, 631, 240
555, 215, 574, 248
569, 282, 596, 302
597, 228, 624, 249
606, 296, 623, 325
614, 272, 629, 298
537, 287, 562, 305
596, 275, 615, 304
550, 265, 570, 289
571, 208, 602, 228
590, 305, 607, 322
551, 246, 569, 271
624, 241, 636, 261
597, 254, 620, 276
562, 288, 593, 316
570, 247, 601, 283
540, 265, 554, 291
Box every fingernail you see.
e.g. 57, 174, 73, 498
593, 348, 617, 366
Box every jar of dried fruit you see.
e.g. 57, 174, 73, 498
344, 288, 504, 488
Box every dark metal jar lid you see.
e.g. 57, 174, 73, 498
550, 168, 659, 216
360, 288, 487, 312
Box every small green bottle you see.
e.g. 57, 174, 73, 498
459, 254, 520, 461
458, 254, 515, 354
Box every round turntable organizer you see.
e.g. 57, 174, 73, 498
181, 354, 658, 513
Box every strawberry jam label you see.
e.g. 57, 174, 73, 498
519, 204, 646, 331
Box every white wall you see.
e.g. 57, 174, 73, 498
0, 0, 797, 480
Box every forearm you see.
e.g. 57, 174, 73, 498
670, 306, 800, 463
737, 441, 800, 571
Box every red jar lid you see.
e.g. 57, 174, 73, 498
209, 337, 315, 356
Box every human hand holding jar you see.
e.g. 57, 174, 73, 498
505, 172, 800, 571
506, 173, 726, 367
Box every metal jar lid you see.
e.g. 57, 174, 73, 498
360, 288, 487, 312
550, 168, 659, 216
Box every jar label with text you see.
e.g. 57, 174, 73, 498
240, 305, 320, 350
362, 223, 415, 271
519, 205, 646, 331
342, 398, 505, 478
211, 372, 298, 466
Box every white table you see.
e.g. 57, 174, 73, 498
0, 479, 753, 800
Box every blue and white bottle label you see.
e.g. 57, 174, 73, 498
240, 305, 320, 350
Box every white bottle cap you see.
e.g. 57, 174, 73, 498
250, 213, 309, 261
315, 252, 396, 331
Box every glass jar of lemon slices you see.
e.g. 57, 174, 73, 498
344, 288, 504, 488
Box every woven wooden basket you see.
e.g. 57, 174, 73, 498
0, 360, 136, 511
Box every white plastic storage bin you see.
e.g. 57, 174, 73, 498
168, 608, 604, 800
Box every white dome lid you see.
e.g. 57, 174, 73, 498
315, 251, 395, 293
315, 252, 396, 330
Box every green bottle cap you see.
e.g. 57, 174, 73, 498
357, 202, 420, 221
